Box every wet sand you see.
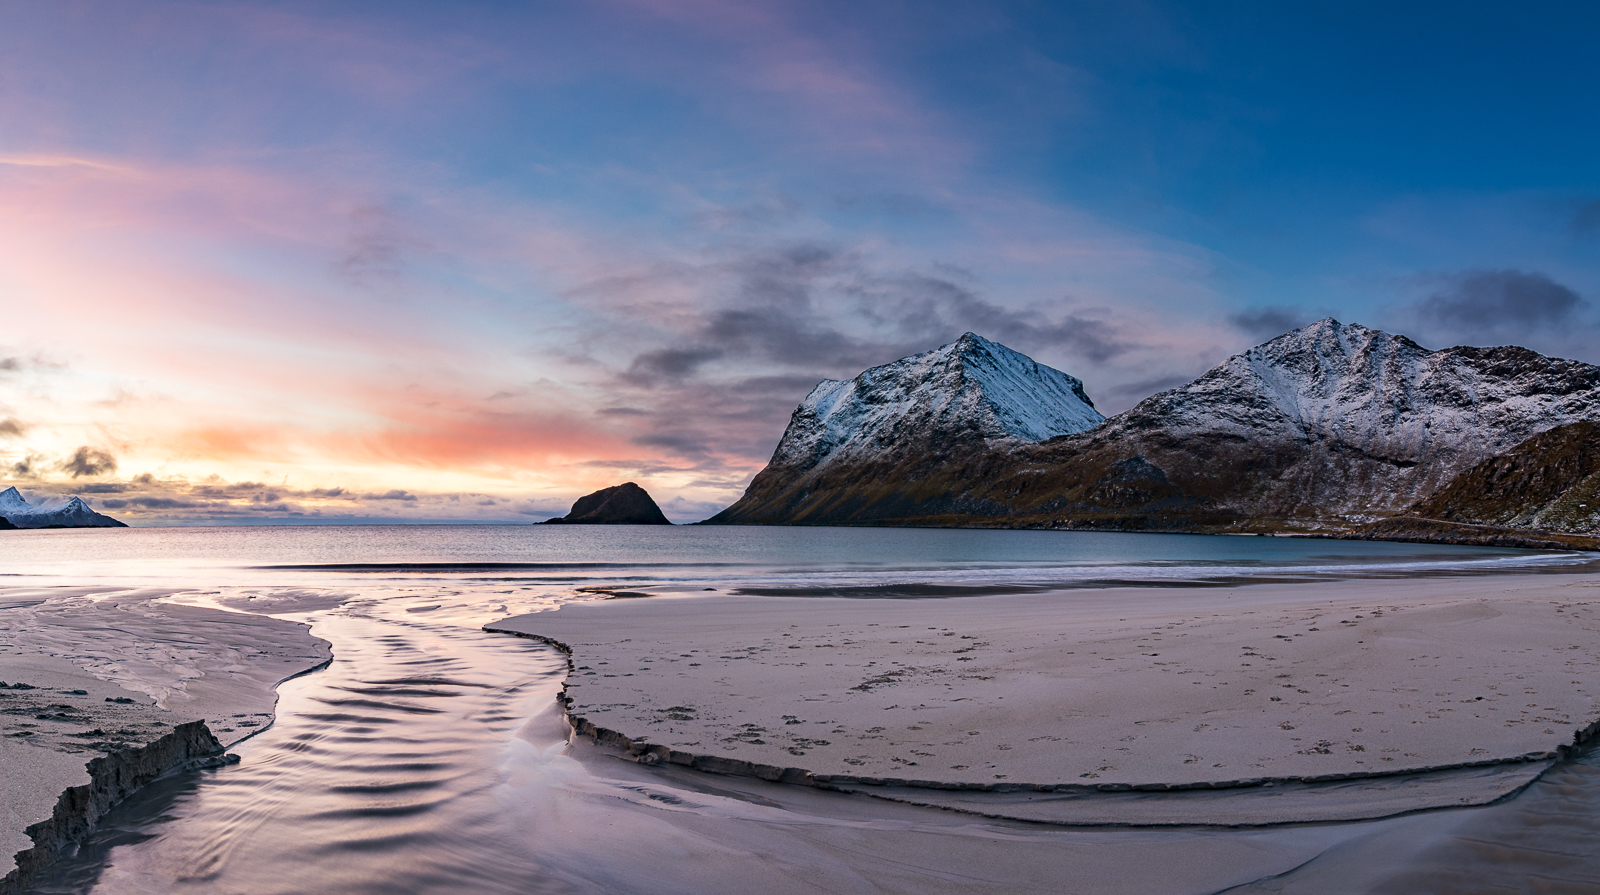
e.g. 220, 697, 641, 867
491, 573, 1600, 823
0, 587, 330, 877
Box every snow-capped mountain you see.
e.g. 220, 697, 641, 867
974, 318, 1600, 525
710, 319, 1600, 530
710, 334, 1104, 524
0, 487, 127, 528
771, 333, 1102, 470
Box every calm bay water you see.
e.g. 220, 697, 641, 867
0, 523, 1583, 591
5, 525, 1598, 894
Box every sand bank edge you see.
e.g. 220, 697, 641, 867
487, 625, 1600, 800
0, 721, 235, 895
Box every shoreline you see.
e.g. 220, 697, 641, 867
489, 572, 1600, 824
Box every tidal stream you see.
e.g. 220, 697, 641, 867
19, 584, 1600, 895
7, 525, 1600, 893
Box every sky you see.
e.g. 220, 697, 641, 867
1, 0, 1597, 524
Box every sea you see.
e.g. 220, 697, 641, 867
4, 524, 1599, 894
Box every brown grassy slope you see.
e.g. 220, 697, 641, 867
1409, 421, 1600, 535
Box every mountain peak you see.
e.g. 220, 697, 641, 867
772, 334, 1104, 472
710, 335, 1106, 523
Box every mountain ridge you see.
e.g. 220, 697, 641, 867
0, 487, 127, 529
710, 320, 1600, 533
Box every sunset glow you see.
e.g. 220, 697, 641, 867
3, 2, 1596, 523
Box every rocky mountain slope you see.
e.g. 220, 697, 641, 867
1404, 420, 1600, 535
712, 320, 1600, 531
708, 333, 1104, 524
961, 319, 1600, 529
0, 488, 126, 529
542, 482, 671, 525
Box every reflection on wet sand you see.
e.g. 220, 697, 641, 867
6, 526, 1600, 893
10, 579, 1600, 894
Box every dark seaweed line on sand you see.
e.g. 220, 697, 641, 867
485, 624, 1600, 804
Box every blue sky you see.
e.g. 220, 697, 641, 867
1, 0, 1595, 522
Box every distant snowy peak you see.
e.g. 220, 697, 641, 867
0, 487, 29, 513
0, 487, 126, 528
771, 333, 1104, 471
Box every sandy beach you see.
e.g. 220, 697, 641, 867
0, 587, 330, 890
491, 572, 1600, 823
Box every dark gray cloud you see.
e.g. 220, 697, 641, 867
1228, 306, 1311, 341
616, 243, 1148, 392
578, 240, 1182, 479
581, 458, 697, 476
623, 347, 724, 386
99, 497, 200, 509
60, 447, 117, 478
632, 430, 715, 457
363, 489, 418, 502
1387, 269, 1600, 362
10, 455, 40, 479
1414, 269, 1586, 334
0, 418, 25, 438
0, 354, 66, 376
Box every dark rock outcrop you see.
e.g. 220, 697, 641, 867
1341, 516, 1600, 552
1, 721, 234, 895
0, 517, 14, 531
542, 482, 671, 525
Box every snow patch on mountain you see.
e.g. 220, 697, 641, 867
769, 333, 1104, 472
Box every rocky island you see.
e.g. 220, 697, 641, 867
542, 482, 672, 525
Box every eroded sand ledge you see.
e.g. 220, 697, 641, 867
0, 587, 331, 891
489, 574, 1600, 823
